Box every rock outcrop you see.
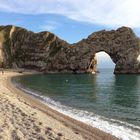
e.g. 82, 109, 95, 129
75, 27, 140, 74
0, 25, 140, 74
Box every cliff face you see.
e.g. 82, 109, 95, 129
0, 25, 140, 74
0, 25, 71, 72
0, 25, 97, 73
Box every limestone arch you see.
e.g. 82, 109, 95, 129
74, 27, 140, 74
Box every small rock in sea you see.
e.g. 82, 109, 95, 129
65, 80, 68, 82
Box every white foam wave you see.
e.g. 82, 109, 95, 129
15, 82, 140, 140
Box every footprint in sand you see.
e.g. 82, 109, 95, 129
11, 130, 20, 140
38, 122, 42, 125
45, 127, 52, 135
57, 133, 63, 137
35, 127, 41, 133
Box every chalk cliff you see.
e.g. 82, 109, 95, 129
0, 25, 140, 74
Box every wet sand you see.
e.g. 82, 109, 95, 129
0, 70, 119, 140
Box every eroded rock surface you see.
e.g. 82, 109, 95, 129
75, 27, 140, 74
0, 25, 140, 74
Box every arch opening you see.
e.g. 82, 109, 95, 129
95, 52, 115, 72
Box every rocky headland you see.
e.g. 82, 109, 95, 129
0, 25, 140, 74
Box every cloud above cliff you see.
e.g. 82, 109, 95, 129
0, 0, 140, 28
41, 21, 61, 31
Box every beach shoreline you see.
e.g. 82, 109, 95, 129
0, 70, 119, 140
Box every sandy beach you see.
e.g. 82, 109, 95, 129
0, 70, 119, 140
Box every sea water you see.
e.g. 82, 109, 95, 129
13, 69, 140, 140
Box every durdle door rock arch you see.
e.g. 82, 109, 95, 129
0, 25, 140, 74
74, 27, 140, 74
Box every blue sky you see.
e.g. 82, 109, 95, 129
0, 0, 140, 68
0, 12, 110, 43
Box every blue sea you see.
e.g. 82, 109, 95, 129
13, 69, 140, 140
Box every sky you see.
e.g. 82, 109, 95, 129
0, 0, 140, 68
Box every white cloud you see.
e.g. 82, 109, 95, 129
41, 21, 60, 31
41, 25, 56, 31
0, 0, 140, 28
